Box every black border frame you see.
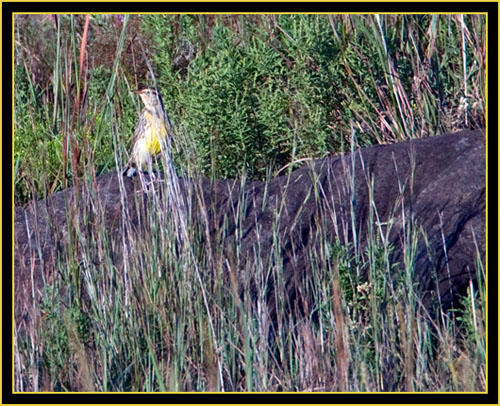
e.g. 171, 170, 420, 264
4, 2, 498, 404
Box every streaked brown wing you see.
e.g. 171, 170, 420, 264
130, 112, 149, 148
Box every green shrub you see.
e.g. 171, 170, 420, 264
14, 14, 485, 204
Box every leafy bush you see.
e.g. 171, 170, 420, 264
141, 14, 485, 181
14, 14, 485, 204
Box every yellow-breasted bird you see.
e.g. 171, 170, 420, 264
124, 88, 172, 178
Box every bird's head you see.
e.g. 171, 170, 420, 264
135, 87, 164, 112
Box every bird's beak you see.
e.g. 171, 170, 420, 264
134, 89, 143, 94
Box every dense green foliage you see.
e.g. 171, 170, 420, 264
14, 14, 485, 204
141, 14, 485, 179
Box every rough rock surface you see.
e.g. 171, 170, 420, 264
14, 129, 486, 333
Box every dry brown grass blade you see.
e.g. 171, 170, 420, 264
332, 261, 349, 391
76, 14, 91, 116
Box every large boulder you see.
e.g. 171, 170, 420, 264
205, 129, 486, 316
14, 129, 486, 334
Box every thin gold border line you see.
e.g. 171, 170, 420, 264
10, 11, 489, 395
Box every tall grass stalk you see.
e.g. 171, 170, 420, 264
460, 14, 469, 126
15, 131, 486, 391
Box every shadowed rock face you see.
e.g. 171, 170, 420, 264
205, 129, 486, 317
14, 129, 486, 333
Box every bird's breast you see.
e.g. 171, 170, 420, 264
144, 112, 167, 155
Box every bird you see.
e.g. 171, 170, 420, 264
124, 87, 173, 178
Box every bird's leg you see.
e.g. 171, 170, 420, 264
138, 159, 161, 193
149, 170, 166, 184
134, 159, 156, 194
147, 160, 158, 191
136, 170, 152, 193
149, 157, 167, 184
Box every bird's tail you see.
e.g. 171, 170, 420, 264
123, 163, 138, 178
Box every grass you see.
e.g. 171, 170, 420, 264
13, 14, 486, 392
14, 14, 486, 205
14, 143, 486, 392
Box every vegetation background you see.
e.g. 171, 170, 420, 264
14, 14, 486, 392
14, 14, 485, 204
